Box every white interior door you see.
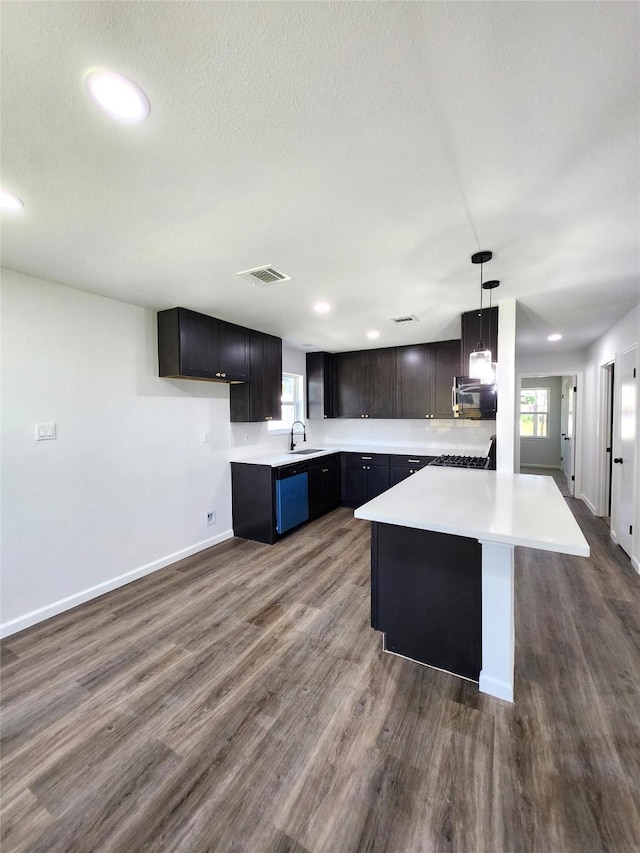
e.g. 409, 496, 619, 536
611, 346, 637, 557
561, 376, 576, 496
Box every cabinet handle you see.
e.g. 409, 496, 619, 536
408, 459, 420, 463
221, 373, 226, 378
322, 468, 328, 473
265, 416, 272, 421
362, 456, 372, 460
410, 469, 414, 474
215, 372, 221, 377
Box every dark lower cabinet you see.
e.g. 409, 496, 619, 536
371, 522, 482, 681
308, 454, 340, 519
390, 455, 435, 485
340, 453, 390, 507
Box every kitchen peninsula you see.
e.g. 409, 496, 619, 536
354, 467, 590, 702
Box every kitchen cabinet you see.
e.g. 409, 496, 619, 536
340, 453, 390, 507
157, 307, 249, 382
396, 340, 459, 419
306, 352, 336, 420
231, 462, 277, 544
390, 454, 435, 486
307, 453, 340, 519
335, 348, 396, 419
461, 306, 498, 375
230, 330, 282, 423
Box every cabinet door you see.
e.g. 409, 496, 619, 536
366, 348, 396, 418
396, 344, 431, 419
306, 352, 335, 419
390, 466, 415, 486
430, 340, 460, 419
336, 351, 367, 418
321, 458, 340, 512
307, 465, 324, 520
216, 321, 249, 382
262, 333, 283, 421
340, 461, 368, 506
461, 306, 498, 374
367, 465, 391, 500
157, 307, 216, 379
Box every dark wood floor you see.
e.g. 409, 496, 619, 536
1, 500, 639, 852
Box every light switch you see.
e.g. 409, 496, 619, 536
36, 423, 56, 441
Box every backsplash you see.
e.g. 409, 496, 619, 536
230, 418, 496, 459
316, 418, 496, 455
229, 421, 323, 460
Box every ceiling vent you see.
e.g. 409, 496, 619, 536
236, 265, 292, 287
390, 314, 419, 324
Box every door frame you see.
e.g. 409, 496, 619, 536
515, 371, 584, 497
597, 360, 615, 520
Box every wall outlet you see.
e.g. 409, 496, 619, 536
206, 511, 216, 525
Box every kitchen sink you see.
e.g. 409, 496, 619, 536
289, 448, 326, 455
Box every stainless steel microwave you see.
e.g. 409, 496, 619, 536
452, 376, 497, 419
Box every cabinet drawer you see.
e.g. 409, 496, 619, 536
341, 453, 390, 467
391, 455, 434, 468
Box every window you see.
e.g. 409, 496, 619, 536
520, 387, 549, 437
268, 372, 304, 431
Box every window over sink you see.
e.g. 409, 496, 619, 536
268, 372, 304, 432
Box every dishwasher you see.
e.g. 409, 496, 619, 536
275, 462, 309, 535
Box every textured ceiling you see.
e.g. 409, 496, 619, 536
1, 1, 639, 354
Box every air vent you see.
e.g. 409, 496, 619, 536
390, 314, 419, 324
236, 265, 292, 287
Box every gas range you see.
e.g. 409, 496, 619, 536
428, 454, 491, 469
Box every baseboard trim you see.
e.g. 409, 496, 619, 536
632, 555, 640, 574
520, 464, 561, 470
579, 494, 598, 516
0, 530, 234, 639
479, 672, 514, 703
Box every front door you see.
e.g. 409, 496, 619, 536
611, 346, 637, 557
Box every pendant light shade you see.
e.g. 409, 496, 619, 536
469, 252, 499, 383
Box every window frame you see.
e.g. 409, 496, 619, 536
267, 372, 305, 434
519, 386, 550, 439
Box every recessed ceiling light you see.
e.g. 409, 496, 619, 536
84, 69, 150, 124
313, 302, 331, 314
0, 190, 24, 211
547, 333, 562, 342
367, 330, 380, 340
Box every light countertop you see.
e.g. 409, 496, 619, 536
354, 467, 590, 557
230, 443, 467, 468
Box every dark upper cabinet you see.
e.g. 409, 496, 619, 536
216, 321, 249, 382
367, 348, 397, 418
335, 351, 367, 418
158, 307, 249, 383
158, 307, 216, 379
396, 344, 431, 418
306, 352, 335, 419
396, 339, 459, 419
335, 348, 396, 418
461, 306, 498, 375
230, 330, 282, 423
431, 339, 462, 418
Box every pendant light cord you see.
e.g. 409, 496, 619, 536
478, 260, 484, 348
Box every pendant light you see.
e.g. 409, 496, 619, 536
469, 250, 499, 384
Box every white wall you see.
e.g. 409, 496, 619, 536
1, 269, 235, 635
520, 376, 563, 467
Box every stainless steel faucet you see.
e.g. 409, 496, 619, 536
290, 421, 307, 451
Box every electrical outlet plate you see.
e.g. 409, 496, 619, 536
206, 511, 216, 525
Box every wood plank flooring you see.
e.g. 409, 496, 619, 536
2, 500, 639, 852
